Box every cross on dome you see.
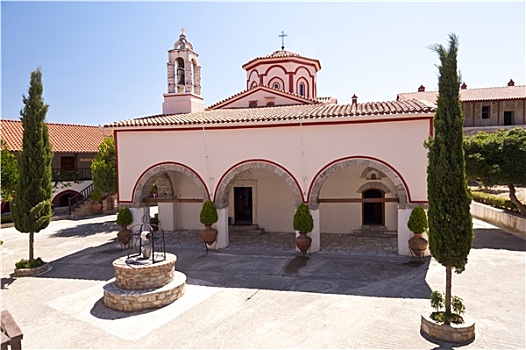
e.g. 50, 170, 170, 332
181, 27, 186, 36
279, 31, 287, 50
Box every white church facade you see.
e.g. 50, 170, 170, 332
107, 31, 436, 256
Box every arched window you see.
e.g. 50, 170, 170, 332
266, 101, 275, 107
273, 83, 280, 90
299, 83, 305, 97
249, 101, 258, 108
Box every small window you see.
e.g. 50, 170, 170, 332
299, 83, 305, 97
249, 101, 257, 108
273, 83, 280, 90
481, 106, 490, 119
266, 101, 275, 107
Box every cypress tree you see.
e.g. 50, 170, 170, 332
12, 68, 53, 262
426, 34, 473, 323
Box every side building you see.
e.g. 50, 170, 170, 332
397, 80, 526, 135
1, 119, 112, 214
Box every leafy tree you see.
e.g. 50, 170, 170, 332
91, 137, 116, 194
464, 127, 526, 216
12, 68, 53, 262
1, 140, 18, 202
426, 34, 473, 324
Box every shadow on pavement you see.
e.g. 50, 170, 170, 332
472, 228, 526, 252
33, 240, 123, 281
173, 248, 433, 300
51, 218, 119, 238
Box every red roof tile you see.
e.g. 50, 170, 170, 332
242, 49, 322, 71
397, 85, 526, 104
207, 84, 321, 110
106, 99, 435, 129
1, 119, 113, 153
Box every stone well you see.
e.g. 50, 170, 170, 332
103, 253, 186, 312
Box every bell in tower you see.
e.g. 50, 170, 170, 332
163, 28, 204, 114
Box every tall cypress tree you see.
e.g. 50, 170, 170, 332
12, 68, 53, 262
427, 34, 473, 323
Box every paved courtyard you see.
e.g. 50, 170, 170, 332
1, 215, 524, 349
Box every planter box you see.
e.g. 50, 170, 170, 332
471, 201, 526, 239
421, 312, 475, 344
14, 263, 50, 277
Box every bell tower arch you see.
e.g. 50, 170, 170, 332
163, 28, 205, 114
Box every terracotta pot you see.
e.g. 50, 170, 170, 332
409, 232, 428, 257
200, 225, 218, 245
117, 227, 130, 247
91, 201, 102, 213
295, 232, 312, 254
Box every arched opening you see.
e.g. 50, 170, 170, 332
131, 163, 209, 230
176, 58, 185, 92
362, 189, 384, 225
215, 161, 303, 234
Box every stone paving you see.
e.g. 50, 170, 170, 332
158, 228, 398, 256
1, 215, 525, 349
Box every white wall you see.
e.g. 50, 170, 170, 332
116, 115, 430, 207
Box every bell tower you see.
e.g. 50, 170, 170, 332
163, 28, 205, 114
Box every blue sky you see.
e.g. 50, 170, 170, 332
2, 1, 524, 126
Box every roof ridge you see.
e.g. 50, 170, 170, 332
1, 119, 102, 128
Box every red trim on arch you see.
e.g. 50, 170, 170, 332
125, 161, 210, 204
308, 156, 423, 204
213, 159, 304, 203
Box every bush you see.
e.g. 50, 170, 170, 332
200, 200, 218, 225
293, 203, 314, 234
1, 214, 13, 224
15, 257, 45, 269
116, 207, 133, 227
91, 188, 101, 202
407, 206, 428, 233
471, 191, 519, 213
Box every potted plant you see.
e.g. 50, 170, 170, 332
407, 206, 429, 257
199, 200, 218, 245
90, 189, 103, 213
150, 183, 158, 198
116, 206, 133, 248
293, 203, 314, 254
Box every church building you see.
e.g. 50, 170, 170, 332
107, 31, 436, 256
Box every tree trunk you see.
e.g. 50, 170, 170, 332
445, 265, 452, 325
29, 231, 34, 261
508, 184, 526, 216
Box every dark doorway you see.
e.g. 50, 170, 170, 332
504, 111, 513, 126
362, 189, 384, 225
234, 187, 253, 225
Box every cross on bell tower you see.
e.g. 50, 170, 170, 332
279, 31, 287, 50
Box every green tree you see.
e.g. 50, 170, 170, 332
1, 140, 18, 202
12, 68, 53, 262
426, 34, 473, 324
464, 127, 526, 216
91, 137, 116, 194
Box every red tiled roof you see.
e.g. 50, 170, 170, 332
207, 84, 321, 110
242, 49, 322, 71
1, 119, 113, 153
106, 99, 435, 129
397, 85, 526, 104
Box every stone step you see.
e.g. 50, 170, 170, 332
229, 225, 265, 235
